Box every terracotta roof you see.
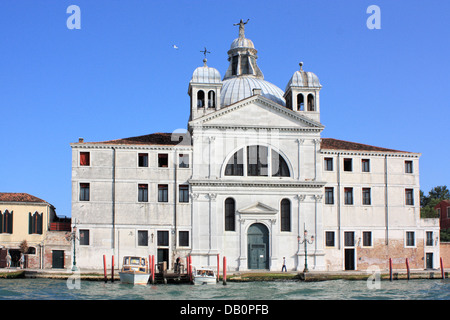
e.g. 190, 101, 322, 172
0, 193, 47, 203
321, 138, 413, 153
79, 133, 184, 146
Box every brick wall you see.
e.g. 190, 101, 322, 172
440, 242, 450, 268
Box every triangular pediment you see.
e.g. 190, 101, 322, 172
189, 95, 323, 130
238, 202, 278, 215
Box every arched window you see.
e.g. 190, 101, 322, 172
225, 148, 244, 176
225, 198, 235, 231
297, 93, 304, 111
271, 150, 290, 177
0, 210, 13, 234
29, 211, 43, 234
307, 94, 315, 111
224, 145, 291, 177
197, 90, 205, 108
208, 90, 215, 108
280, 199, 291, 232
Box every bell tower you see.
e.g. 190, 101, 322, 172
284, 62, 322, 122
188, 57, 223, 121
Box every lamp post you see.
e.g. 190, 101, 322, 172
69, 220, 79, 272
298, 228, 314, 272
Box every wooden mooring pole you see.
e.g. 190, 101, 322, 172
223, 256, 227, 286
151, 255, 155, 284
111, 255, 115, 283
405, 258, 410, 280
103, 255, 107, 283
217, 254, 220, 283
441, 257, 445, 279
389, 258, 393, 281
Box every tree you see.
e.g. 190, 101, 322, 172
420, 185, 450, 218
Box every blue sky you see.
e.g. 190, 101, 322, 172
0, 0, 449, 217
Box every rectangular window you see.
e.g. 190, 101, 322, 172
426, 231, 433, 246
179, 154, 189, 168
158, 184, 168, 202
344, 231, 355, 247
362, 188, 371, 205
80, 183, 90, 201
79, 230, 90, 246
363, 231, 372, 247
406, 231, 415, 247
157, 231, 169, 246
179, 231, 189, 247
405, 160, 413, 174
362, 159, 370, 172
437, 208, 441, 217
325, 187, 334, 204
138, 153, 148, 167
447, 207, 450, 218
158, 154, 168, 168
343, 158, 352, 172
179, 185, 189, 203
344, 188, 353, 205
405, 189, 414, 205
324, 158, 333, 171
325, 231, 335, 247
138, 184, 148, 202
80, 152, 90, 166
138, 231, 148, 246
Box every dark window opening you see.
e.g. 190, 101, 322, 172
157, 231, 169, 246
179, 185, 189, 203
362, 188, 371, 205
225, 198, 235, 231
307, 94, 315, 111
225, 148, 244, 176
343, 158, 352, 172
344, 187, 353, 205
0, 210, 13, 234
80, 183, 90, 201
324, 158, 333, 171
138, 184, 148, 202
280, 199, 291, 232
80, 152, 90, 166
297, 94, 304, 111
272, 151, 290, 177
325, 187, 334, 204
179, 231, 189, 247
158, 154, 168, 168
79, 230, 90, 246
197, 90, 205, 108
247, 145, 268, 176
138, 153, 148, 167
138, 231, 148, 246
362, 159, 370, 172
29, 211, 43, 234
326, 231, 335, 247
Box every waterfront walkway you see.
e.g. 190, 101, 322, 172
1, 267, 448, 282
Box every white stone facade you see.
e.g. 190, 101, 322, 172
71, 26, 439, 272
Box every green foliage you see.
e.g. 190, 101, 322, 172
420, 185, 449, 218
441, 229, 450, 242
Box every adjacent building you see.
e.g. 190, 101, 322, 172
0, 192, 72, 269
71, 23, 440, 272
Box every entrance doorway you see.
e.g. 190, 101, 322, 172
344, 249, 355, 271
247, 223, 269, 270
52, 250, 65, 269
426, 253, 433, 269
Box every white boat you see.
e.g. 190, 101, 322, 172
119, 256, 151, 285
193, 267, 217, 285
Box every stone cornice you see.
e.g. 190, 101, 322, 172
70, 144, 192, 151
321, 149, 421, 158
189, 179, 326, 189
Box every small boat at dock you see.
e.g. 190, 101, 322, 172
193, 267, 217, 285
119, 256, 150, 285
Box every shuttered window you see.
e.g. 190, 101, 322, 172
29, 212, 43, 234
0, 210, 13, 234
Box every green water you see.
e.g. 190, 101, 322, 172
0, 278, 448, 300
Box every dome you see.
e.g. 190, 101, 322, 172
221, 77, 286, 107
190, 59, 222, 84
285, 63, 321, 91
230, 37, 255, 50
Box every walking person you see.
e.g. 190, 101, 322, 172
281, 257, 287, 272
19, 253, 24, 269
6, 251, 11, 269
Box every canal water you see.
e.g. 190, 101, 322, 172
0, 278, 449, 300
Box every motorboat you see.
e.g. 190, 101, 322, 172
119, 256, 150, 285
193, 267, 217, 285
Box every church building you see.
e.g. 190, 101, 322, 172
71, 22, 440, 272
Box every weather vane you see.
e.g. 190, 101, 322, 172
200, 47, 211, 58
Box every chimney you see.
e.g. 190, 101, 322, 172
78, 137, 84, 143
